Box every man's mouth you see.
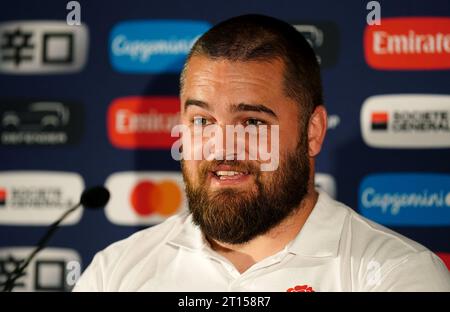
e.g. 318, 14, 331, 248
213, 170, 249, 180
206, 164, 254, 186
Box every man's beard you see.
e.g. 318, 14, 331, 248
181, 134, 310, 245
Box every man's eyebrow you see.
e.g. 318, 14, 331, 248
231, 103, 278, 118
183, 99, 277, 118
184, 99, 211, 112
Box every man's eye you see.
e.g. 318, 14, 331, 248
193, 117, 209, 126
245, 118, 265, 126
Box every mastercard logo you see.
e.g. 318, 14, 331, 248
130, 180, 182, 217
105, 171, 187, 225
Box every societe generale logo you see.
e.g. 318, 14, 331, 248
105, 171, 187, 225
0, 171, 84, 225
360, 94, 450, 148
107, 96, 180, 149
364, 17, 450, 70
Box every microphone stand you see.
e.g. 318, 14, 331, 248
2, 202, 81, 292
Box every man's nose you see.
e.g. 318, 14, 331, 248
203, 124, 247, 161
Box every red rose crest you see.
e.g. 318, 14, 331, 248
287, 285, 315, 292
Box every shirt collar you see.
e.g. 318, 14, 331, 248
168, 189, 348, 258
168, 212, 206, 251
286, 189, 347, 257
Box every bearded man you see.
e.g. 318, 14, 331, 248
74, 14, 450, 292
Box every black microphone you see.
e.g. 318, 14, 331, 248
1, 186, 110, 292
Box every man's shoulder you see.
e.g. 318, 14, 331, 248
343, 203, 428, 257
317, 192, 426, 256
325, 194, 429, 261
324, 195, 449, 290
98, 212, 190, 262
74, 212, 192, 291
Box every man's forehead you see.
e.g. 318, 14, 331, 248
181, 56, 286, 97
184, 56, 284, 81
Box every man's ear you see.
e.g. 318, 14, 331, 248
307, 105, 327, 157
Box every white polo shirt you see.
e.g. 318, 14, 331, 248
74, 190, 450, 292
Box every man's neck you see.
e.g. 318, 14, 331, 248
207, 189, 319, 274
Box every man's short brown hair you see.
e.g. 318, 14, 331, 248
180, 14, 323, 124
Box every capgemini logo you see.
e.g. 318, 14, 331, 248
109, 20, 210, 73
359, 173, 450, 226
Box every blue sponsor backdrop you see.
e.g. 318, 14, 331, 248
359, 173, 450, 226
109, 20, 211, 73
1, 0, 450, 290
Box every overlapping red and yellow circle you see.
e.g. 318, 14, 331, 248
130, 180, 182, 217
